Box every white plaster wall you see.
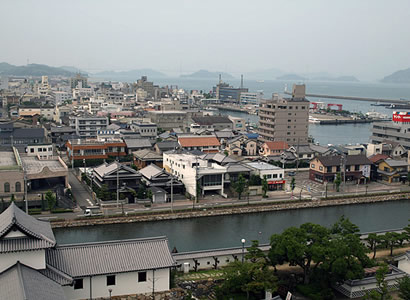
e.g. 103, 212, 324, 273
0, 249, 45, 272
176, 254, 244, 271
398, 259, 410, 274
64, 268, 170, 300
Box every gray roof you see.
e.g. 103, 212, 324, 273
225, 162, 253, 173
155, 141, 180, 151
124, 138, 152, 149
133, 149, 163, 160
46, 237, 175, 278
0, 203, 56, 253
192, 115, 232, 125
201, 153, 237, 164
315, 155, 372, 167
139, 164, 164, 179
39, 264, 73, 286
384, 159, 408, 167
0, 262, 66, 300
50, 126, 75, 133
12, 128, 45, 138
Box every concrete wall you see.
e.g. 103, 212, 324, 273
0, 249, 45, 273
176, 255, 244, 272
398, 259, 410, 274
63, 268, 170, 300
0, 170, 24, 198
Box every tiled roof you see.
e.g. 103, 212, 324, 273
133, 149, 163, 160
0, 203, 55, 253
178, 136, 220, 147
0, 262, 66, 300
384, 159, 409, 167
46, 237, 175, 278
124, 138, 152, 149
139, 164, 164, 179
39, 264, 73, 286
155, 141, 179, 151
264, 141, 289, 150
368, 154, 389, 163
316, 155, 372, 167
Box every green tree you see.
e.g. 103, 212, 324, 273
334, 173, 342, 192
137, 184, 147, 199
216, 260, 277, 300
397, 276, 410, 300
249, 174, 261, 186
245, 240, 266, 263
381, 232, 400, 256
234, 173, 247, 200
290, 177, 296, 196
366, 233, 381, 259
363, 264, 392, 300
45, 190, 56, 210
269, 223, 329, 284
261, 176, 268, 198
10, 194, 15, 202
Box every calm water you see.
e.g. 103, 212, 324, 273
55, 200, 410, 252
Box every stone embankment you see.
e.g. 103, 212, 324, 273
50, 192, 410, 229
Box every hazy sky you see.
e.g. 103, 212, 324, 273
1, 0, 410, 80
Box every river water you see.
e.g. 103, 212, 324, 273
55, 200, 410, 252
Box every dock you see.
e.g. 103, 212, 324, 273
284, 91, 409, 104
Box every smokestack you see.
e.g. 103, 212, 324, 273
240, 74, 244, 89
219, 74, 222, 84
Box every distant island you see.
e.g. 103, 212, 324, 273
60, 66, 88, 75
312, 75, 359, 82
381, 68, 410, 83
93, 68, 167, 79
0, 63, 75, 77
276, 74, 306, 81
244, 68, 284, 80
180, 69, 235, 79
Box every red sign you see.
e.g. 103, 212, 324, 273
393, 112, 410, 123
268, 180, 285, 185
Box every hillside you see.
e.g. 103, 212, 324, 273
381, 68, 410, 83
276, 73, 306, 81
0, 63, 75, 76
93, 69, 167, 79
180, 69, 235, 79
313, 75, 359, 82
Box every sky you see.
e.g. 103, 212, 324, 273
1, 0, 410, 80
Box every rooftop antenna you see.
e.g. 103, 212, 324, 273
240, 74, 244, 89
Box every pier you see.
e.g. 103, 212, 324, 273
284, 91, 409, 104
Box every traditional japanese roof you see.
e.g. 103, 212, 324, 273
46, 237, 175, 278
264, 141, 289, 151
0, 203, 56, 253
0, 262, 66, 300
133, 149, 163, 161
139, 164, 164, 179
93, 162, 139, 179
178, 136, 220, 147
124, 138, 152, 149
314, 155, 372, 167
201, 153, 237, 164
155, 141, 179, 152
368, 154, 390, 163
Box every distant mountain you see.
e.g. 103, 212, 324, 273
60, 66, 88, 75
93, 69, 167, 79
180, 69, 235, 79
0, 63, 75, 77
381, 68, 410, 83
276, 74, 306, 81
312, 75, 359, 82
244, 68, 284, 80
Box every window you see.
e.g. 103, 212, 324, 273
138, 271, 147, 282
74, 279, 83, 290
4, 182, 10, 193
107, 275, 116, 286
355, 165, 360, 171
311, 164, 315, 168
15, 182, 21, 193
319, 166, 323, 171
30, 148, 34, 153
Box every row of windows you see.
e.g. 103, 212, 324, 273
74, 272, 147, 290
4, 182, 21, 193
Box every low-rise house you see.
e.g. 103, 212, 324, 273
226, 135, 258, 156
139, 164, 184, 198
246, 161, 285, 191
381, 140, 406, 158
124, 138, 152, 154
377, 158, 409, 183
309, 155, 372, 184
368, 154, 390, 180
0, 204, 176, 300
259, 141, 289, 156
395, 250, 410, 274
178, 136, 221, 153
154, 141, 180, 154
133, 149, 163, 169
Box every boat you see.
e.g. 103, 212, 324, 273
309, 116, 321, 123
365, 111, 389, 120
370, 102, 390, 107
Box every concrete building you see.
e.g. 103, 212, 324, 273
0, 123, 45, 147
213, 81, 248, 103
191, 115, 233, 131
228, 116, 246, 131
258, 84, 309, 145
69, 116, 108, 138
371, 111, 410, 150
19, 105, 55, 120
163, 152, 227, 198
136, 76, 159, 100
26, 144, 53, 159
130, 121, 157, 139
53, 91, 71, 104
66, 139, 126, 162
0, 204, 175, 299
148, 110, 190, 131
38, 76, 50, 96
70, 73, 88, 89
246, 161, 285, 191
240, 91, 263, 105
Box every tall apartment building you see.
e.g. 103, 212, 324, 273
371, 111, 410, 150
69, 116, 108, 138
70, 73, 88, 89
258, 84, 309, 145
136, 76, 159, 100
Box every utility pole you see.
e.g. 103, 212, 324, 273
170, 164, 173, 213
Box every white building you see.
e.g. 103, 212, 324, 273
53, 91, 71, 104
26, 144, 54, 159
0, 203, 175, 300
246, 161, 285, 191
163, 152, 227, 198
240, 91, 263, 105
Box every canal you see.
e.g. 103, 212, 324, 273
55, 200, 410, 252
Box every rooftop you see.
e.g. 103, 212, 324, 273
21, 156, 66, 175
0, 151, 17, 169
179, 136, 220, 147
246, 161, 283, 171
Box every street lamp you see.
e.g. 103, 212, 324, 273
108, 288, 112, 299
241, 238, 246, 263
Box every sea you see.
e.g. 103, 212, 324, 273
91, 76, 410, 145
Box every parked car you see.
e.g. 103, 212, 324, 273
288, 171, 296, 176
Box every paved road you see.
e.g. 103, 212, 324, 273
68, 171, 94, 208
